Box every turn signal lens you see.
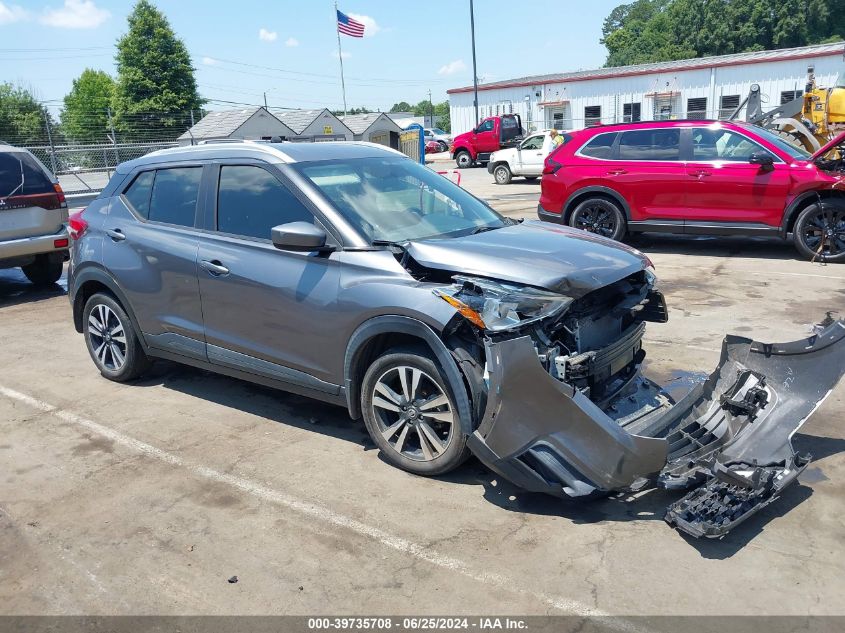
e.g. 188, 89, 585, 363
434, 291, 487, 330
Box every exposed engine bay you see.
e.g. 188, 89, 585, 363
384, 233, 845, 539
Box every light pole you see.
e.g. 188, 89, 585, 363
469, 0, 479, 126
428, 89, 434, 128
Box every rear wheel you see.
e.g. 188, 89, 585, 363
361, 348, 469, 476
22, 254, 63, 286
569, 197, 626, 242
83, 292, 151, 382
793, 200, 845, 263
438, 141, 448, 152
493, 163, 512, 185
455, 151, 472, 169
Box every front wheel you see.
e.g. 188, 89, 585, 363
493, 163, 512, 185
569, 197, 627, 242
455, 151, 473, 169
361, 348, 469, 476
793, 201, 845, 263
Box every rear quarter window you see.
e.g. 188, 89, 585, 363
578, 133, 617, 159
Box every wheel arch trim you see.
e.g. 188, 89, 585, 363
781, 189, 845, 235
71, 265, 146, 348
562, 186, 632, 223
343, 315, 473, 434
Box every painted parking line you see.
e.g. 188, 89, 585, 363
0, 383, 652, 632
653, 264, 845, 281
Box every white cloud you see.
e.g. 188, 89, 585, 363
0, 2, 28, 25
40, 0, 109, 29
202, 56, 218, 66
285, 37, 299, 47
438, 59, 467, 76
331, 50, 351, 60
258, 27, 277, 42
348, 13, 379, 37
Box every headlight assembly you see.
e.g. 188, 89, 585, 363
433, 276, 573, 332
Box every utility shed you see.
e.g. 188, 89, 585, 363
274, 108, 354, 142
339, 112, 402, 148
177, 107, 295, 145
447, 42, 845, 136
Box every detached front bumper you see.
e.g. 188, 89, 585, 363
468, 319, 845, 538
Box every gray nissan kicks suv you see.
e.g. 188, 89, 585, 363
69, 141, 845, 538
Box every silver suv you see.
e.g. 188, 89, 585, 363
67, 141, 845, 539
0, 143, 69, 285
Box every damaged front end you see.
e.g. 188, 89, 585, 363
435, 273, 845, 538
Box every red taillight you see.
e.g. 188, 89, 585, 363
54, 238, 69, 248
54, 183, 67, 207
68, 209, 88, 240
543, 156, 562, 175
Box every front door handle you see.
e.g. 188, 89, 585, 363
105, 229, 125, 242
200, 259, 230, 276
606, 169, 627, 176
689, 170, 712, 178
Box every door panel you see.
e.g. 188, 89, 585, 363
473, 118, 498, 154
515, 134, 547, 176
684, 127, 791, 225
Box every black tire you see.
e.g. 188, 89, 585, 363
83, 292, 151, 382
361, 347, 470, 476
455, 150, 473, 169
437, 141, 448, 152
569, 197, 627, 242
524, 176, 538, 182
792, 200, 845, 263
21, 254, 63, 286
493, 163, 512, 185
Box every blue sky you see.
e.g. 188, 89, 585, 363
1, 0, 623, 115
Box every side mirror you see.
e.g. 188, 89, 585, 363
749, 152, 775, 167
270, 221, 332, 252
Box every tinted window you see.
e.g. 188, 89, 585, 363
148, 167, 202, 226
477, 120, 494, 132
618, 129, 680, 161
217, 165, 313, 239
0, 152, 53, 196
579, 133, 616, 159
691, 128, 769, 162
123, 170, 155, 218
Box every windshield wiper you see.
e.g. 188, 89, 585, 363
470, 218, 518, 235
372, 239, 410, 251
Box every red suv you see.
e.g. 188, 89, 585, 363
538, 120, 845, 262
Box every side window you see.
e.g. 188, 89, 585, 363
123, 170, 155, 218
476, 120, 494, 132
692, 128, 769, 162
217, 165, 313, 240
618, 129, 681, 161
148, 167, 202, 226
579, 133, 616, 159
0, 152, 53, 196
521, 136, 544, 150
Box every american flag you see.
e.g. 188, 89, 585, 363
337, 10, 365, 38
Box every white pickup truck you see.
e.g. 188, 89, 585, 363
486, 130, 559, 184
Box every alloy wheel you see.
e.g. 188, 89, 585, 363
573, 204, 619, 238
801, 207, 845, 258
371, 365, 455, 462
88, 304, 128, 371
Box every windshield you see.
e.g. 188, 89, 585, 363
296, 156, 507, 243
431, 128, 447, 135
748, 125, 812, 160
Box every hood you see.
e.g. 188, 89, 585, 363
406, 220, 650, 297
453, 130, 473, 145
811, 130, 845, 160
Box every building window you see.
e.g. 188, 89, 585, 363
623, 102, 641, 123
719, 94, 740, 119
653, 95, 677, 120
781, 90, 802, 104
584, 105, 601, 127
687, 97, 708, 119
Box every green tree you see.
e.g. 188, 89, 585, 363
389, 101, 413, 112
61, 69, 115, 144
0, 83, 50, 145
602, 0, 845, 67
434, 101, 451, 132
112, 0, 202, 139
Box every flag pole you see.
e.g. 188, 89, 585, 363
335, 1, 348, 116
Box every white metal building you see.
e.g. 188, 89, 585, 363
447, 42, 845, 136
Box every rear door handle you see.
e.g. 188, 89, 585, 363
689, 170, 712, 178
606, 169, 627, 175
105, 229, 125, 242
200, 259, 230, 276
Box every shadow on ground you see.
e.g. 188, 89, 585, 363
0, 267, 67, 308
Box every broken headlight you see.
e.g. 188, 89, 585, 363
433, 276, 573, 332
